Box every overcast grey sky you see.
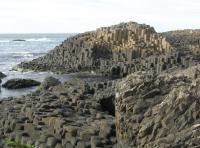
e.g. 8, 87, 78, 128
0, 0, 200, 33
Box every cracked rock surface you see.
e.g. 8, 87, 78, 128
116, 65, 200, 148
0, 78, 117, 148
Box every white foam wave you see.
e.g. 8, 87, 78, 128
5, 51, 31, 54
0, 40, 9, 43
26, 38, 53, 42
13, 54, 33, 58
10, 51, 34, 58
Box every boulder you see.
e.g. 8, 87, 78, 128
12, 39, 26, 42
38, 77, 61, 90
2, 79, 41, 89
0, 72, 6, 79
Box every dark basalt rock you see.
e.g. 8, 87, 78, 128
0, 72, 6, 79
0, 78, 117, 147
2, 78, 41, 89
12, 39, 26, 42
92, 81, 116, 116
0, 72, 6, 92
115, 65, 200, 147
38, 76, 61, 91
17, 22, 174, 77
2, 22, 200, 148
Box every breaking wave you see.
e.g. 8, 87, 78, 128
0, 40, 9, 43
26, 38, 53, 42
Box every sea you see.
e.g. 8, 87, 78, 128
0, 34, 102, 98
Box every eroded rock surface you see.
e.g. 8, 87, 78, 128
163, 30, 200, 55
0, 78, 117, 148
2, 22, 200, 148
38, 76, 61, 91
115, 65, 200, 147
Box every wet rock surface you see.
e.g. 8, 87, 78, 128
0, 72, 6, 79
12, 39, 26, 42
0, 72, 6, 92
2, 79, 41, 89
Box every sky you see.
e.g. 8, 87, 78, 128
0, 0, 200, 33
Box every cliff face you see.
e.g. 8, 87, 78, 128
115, 65, 200, 147
18, 22, 174, 77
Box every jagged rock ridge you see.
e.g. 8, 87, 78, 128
115, 65, 200, 147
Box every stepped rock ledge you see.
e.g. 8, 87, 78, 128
1, 22, 200, 147
18, 22, 174, 77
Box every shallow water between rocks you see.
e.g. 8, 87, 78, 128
0, 33, 109, 98
0, 70, 108, 99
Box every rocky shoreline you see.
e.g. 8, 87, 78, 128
1, 22, 200, 147
17, 22, 173, 77
0, 77, 117, 148
1, 65, 200, 147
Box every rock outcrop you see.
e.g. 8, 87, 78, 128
2, 79, 41, 89
0, 72, 6, 79
2, 65, 200, 147
0, 72, 5, 92
115, 65, 200, 147
18, 22, 175, 77
12, 39, 26, 42
0, 78, 117, 148
2, 22, 200, 147
38, 76, 61, 91
162, 29, 200, 54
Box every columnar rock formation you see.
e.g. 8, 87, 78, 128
3, 22, 200, 148
0, 78, 117, 147
162, 29, 200, 53
115, 65, 200, 147
18, 22, 173, 77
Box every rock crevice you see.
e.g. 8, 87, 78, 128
115, 65, 200, 147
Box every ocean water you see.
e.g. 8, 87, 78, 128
0, 34, 74, 98
0, 34, 71, 72
0, 34, 109, 98
0, 34, 108, 98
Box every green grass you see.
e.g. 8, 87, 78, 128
3, 139, 34, 148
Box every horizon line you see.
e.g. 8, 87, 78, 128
1, 28, 200, 34
0, 32, 78, 34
